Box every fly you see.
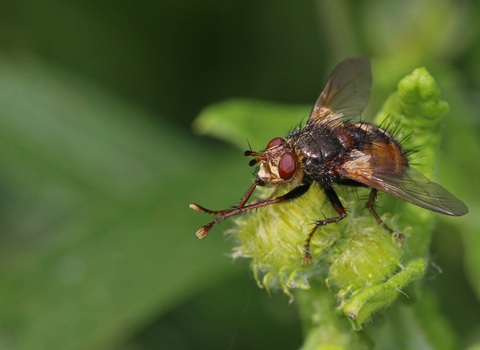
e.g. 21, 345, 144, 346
190, 57, 468, 263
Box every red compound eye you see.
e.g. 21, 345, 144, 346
266, 137, 285, 149
278, 152, 297, 179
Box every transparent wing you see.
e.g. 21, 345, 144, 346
306, 57, 372, 128
341, 154, 468, 216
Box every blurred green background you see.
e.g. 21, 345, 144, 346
0, 0, 479, 349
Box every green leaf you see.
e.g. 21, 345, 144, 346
342, 259, 426, 330
0, 56, 246, 349
194, 98, 311, 150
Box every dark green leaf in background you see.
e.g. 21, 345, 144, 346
0, 57, 247, 349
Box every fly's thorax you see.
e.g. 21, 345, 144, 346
257, 141, 304, 188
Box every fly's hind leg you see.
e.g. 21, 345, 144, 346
366, 188, 393, 233
366, 188, 403, 244
303, 186, 347, 264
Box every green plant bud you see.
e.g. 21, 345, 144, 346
328, 220, 402, 291
228, 67, 447, 332
230, 185, 339, 300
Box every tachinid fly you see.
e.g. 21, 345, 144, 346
190, 57, 468, 264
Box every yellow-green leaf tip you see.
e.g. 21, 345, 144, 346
341, 258, 427, 330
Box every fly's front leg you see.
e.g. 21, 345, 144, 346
303, 186, 347, 264
191, 182, 311, 239
190, 178, 265, 217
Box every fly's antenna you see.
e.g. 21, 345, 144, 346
244, 139, 264, 166
246, 139, 253, 152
